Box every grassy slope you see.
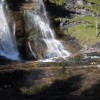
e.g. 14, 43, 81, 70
68, 24, 100, 45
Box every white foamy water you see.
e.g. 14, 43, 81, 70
0, 0, 19, 60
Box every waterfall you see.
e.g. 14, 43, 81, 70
25, 0, 70, 60
0, 0, 19, 60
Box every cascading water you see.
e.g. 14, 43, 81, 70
0, 0, 19, 60
25, 0, 70, 61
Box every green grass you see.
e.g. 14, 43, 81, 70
66, 24, 100, 46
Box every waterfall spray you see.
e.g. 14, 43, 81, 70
0, 0, 19, 60
25, 0, 70, 61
